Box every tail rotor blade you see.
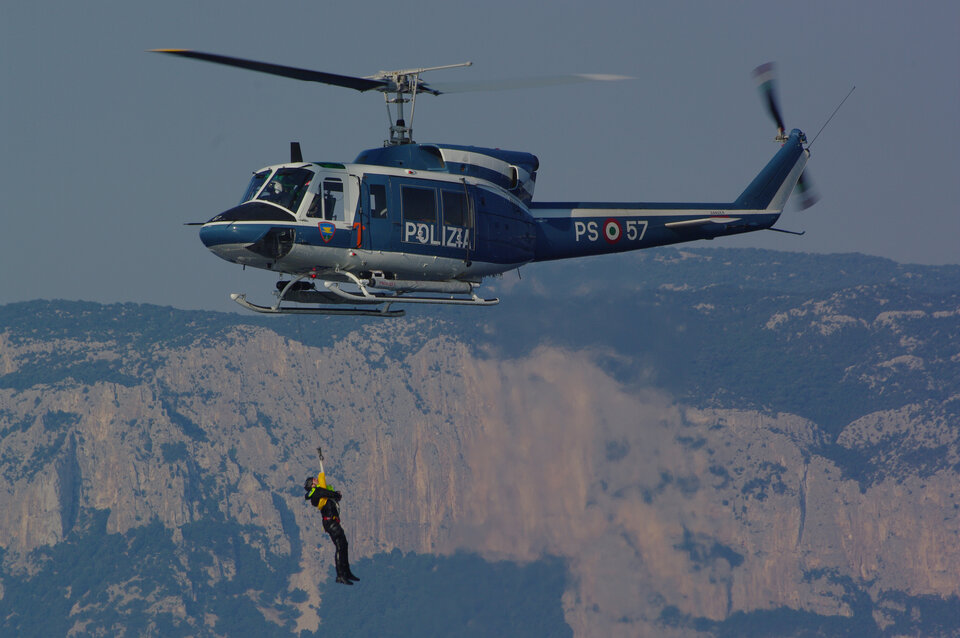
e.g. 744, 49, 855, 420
752, 62, 785, 135
796, 172, 819, 210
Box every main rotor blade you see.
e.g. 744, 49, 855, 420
151, 49, 389, 93
429, 73, 633, 94
752, 62, 785, 134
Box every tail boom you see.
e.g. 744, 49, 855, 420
529, 130, 808, 262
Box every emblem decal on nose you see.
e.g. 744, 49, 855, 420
318, 222, 336, 243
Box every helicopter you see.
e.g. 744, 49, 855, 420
156, 50, 816, 318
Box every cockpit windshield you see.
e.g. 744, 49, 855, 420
239, 169, 272, 204
256, 167, 315, 213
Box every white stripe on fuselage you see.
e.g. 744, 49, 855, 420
438, 149, 512, 177
531, 207, 769, 219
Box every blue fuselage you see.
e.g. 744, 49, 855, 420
199, 131, 807, 281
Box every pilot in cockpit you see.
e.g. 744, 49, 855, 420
262, 180, 284, 202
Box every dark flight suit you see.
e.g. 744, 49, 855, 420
305, 480, 358, 584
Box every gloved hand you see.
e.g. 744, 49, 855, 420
333, 491, 342, 502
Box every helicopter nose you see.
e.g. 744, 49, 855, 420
199, 201, 298, 263
199, 222, 277, 266
199, 202, 293, 247
198, 221, 266, 249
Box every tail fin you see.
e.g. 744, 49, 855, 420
734, 129, 809, 211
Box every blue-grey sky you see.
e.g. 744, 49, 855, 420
2, 1, 957, 312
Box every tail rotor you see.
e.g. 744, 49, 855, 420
752, 62, 819, 210
795, 172, 819, 210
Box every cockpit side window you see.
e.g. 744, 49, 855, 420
257, 167, 314, 213
240, 169, 272, 204
320, 178, 344, 221
305, 188, 321, 218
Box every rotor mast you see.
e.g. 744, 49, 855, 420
374, 62, 472, 145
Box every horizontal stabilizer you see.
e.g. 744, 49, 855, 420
664, 216, 741, 229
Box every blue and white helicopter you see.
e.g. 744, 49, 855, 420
158, 51, 816, 317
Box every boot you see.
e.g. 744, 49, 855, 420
341, 544, 358, 581
335, 575, 353, 586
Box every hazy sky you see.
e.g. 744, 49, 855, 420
2, 1, 957, 312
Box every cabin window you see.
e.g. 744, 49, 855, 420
240, 169, 271, 203
441, 190, 471, 228
370, 184, 388, 218
257, 167, 314, 213
401, 185, 436, 223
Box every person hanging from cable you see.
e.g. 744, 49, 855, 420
304, 446, 359, 585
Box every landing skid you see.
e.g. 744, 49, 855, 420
320, 271, 499, 306
323, 283, 499, 306
230, 271, 499, 317
231, 293, 405, 317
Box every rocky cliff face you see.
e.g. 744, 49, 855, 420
1, 324, 957, 635
1, 249, 959, 636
